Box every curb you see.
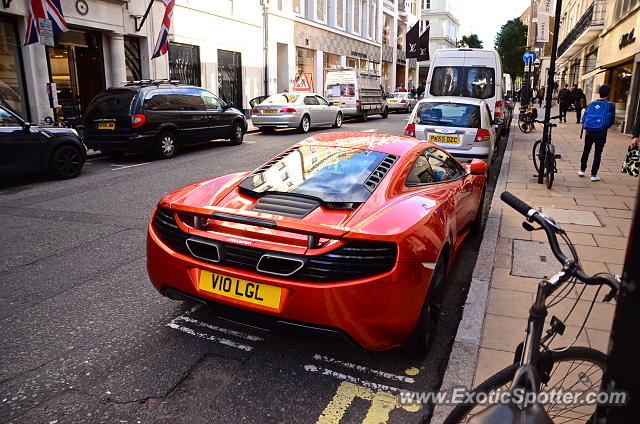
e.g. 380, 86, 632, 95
430, 127, 514, 423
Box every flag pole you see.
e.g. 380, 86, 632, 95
135, 0, 155, 32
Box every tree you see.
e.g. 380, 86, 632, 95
457, 34, 483, 49
494, 18, 528, 78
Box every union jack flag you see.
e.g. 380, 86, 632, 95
152, 0, 175, 59
23, 0, 69, 46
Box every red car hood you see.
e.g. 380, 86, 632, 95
160, 171, 440, 255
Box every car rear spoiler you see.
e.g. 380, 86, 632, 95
166, 203, 350, 249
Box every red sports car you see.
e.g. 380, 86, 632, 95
147, 132, 488, 354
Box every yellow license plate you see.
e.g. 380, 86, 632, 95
99, 122, 116, 130
389, 100, 398, 103
333, 103, 340, 107
429, 134, 460, 144
263, 109, 277, 114
199, 270, 282, 309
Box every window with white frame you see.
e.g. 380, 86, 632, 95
354, 0, 360, 33
292, 0, 302, 14
369, 1, 376, 39
337, 0, 344, 28
422, 0, 430, 10
317, 0, 326, 22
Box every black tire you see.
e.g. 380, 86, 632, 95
298, 114, 311, 133
491, 139, 500, 163
444, 347, 607, 424
154, 131, 178, 159
381, 107, 389, 118
406, 257, 446, 357
532, 139, 542, 174
229, 121, 244, 145
470, 186, 486, 236
519, 119, 532, 133
545, 144, 556, 189
332, 112, 343, 128
49, 144, 84, 179
360, 110, 368, 122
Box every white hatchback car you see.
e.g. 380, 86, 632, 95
404, 97, 497, 164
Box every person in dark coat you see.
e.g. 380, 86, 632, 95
579, 84, 615, 181
558, 84, 571, 122
571, 84, 586, 123
537, 86, 545, 107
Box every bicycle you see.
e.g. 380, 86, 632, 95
531, 116, 562, 189
444, 192, 620, 424
518, 106, 537, 134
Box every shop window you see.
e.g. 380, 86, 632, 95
296, 47, 315, 90
0, 16, 29, 118
169, 43, 201, 86
124, 36, 142, 82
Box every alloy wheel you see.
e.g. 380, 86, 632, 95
55, 146, 82, 178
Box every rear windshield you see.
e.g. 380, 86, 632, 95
415, 102, 481, 128
263, 94, 301, 104
326, 83, 355, 98
86, 90, 136, 115
430, 66, 495, 99
239, 145, 388, 203
386, 93, 406, 98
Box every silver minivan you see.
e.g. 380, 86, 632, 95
404, 97, 497, 164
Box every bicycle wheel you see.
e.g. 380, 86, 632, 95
519, 119, 531, 133
532, 139, 542, 174
545, 144, 556, 189
443, 347, 607, 424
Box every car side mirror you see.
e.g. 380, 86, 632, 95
223, 101, 234, 110
469, 159, 489, 175
22, 122, 32, 133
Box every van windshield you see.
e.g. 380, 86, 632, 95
430, 67, 495, 99
326, 83, 355, 98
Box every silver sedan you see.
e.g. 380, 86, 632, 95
251, 93, 342, 133
385, 92, 418, 113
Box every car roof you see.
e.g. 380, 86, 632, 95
417, 96, 486, 106
105, 84, 200, 92
296, 132, 425, 157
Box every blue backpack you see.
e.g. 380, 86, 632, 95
582, 100, 614, 132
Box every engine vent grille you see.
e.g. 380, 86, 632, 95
364, 154, 399, 192
252, 194, 321, 219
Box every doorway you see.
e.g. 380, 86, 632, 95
218, 50, 243, 110
47, 29, 105, 126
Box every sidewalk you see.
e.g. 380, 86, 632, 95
433, 110, 638, 422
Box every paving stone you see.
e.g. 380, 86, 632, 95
511, 239, 560, 278
541, 207, 602, 226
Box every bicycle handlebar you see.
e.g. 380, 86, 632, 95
500, 191, 620, 294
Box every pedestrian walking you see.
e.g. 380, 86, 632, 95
558, 84, 571, 123
578, 84, 616, 182
537, 86, 545, 107
417, 85, 425, 98
571, 84, 586, 123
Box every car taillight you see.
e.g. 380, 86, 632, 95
280, 108, 297, 113
251, 108, 259, 114
131, 114, 146, 129
475, 128, 491, 142
494, 101, 502, 118
404, 123, 416, 137
401, 99, 407, 103
356, 100, 361, 109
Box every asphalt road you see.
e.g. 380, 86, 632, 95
0, 112, 507, 424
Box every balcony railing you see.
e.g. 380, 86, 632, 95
557, 0, 606, 58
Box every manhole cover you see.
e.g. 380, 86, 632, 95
511, 239, 560, 279
541, 208, 601, 227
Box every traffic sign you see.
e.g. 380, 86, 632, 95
523, 50, 537, 64
293, 72, 312, 91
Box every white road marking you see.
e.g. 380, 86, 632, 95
313, 354, 415, 384
304, 365, 402, 393
167, 322, 254, 351
361, 129, 377, 133
173, 316, 264, 341
111, 162, 150, 171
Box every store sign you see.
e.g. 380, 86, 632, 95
350, 51, 367, 59
537, 13, 550, 43
293, 72, 312, 92
537, 0, 553, 15
38, 18, 54, 46
619, 28, 636, 50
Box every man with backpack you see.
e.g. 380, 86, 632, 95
558, 84, 571, 123
579, 84, 616, 182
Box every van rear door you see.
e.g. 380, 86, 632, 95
84, 88, 138, 137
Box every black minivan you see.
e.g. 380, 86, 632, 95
84, 81, 247, 159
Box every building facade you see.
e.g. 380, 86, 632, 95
417, 0, 459, 84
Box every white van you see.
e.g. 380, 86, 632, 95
425, 48, 508, 139
325, 68, 388, 121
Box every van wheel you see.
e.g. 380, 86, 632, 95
332, 112, 343, 128
229, 121, 244, 145
360, 110, 368, 122
381, 107, 389, 119
298, 115, 310, 133
49, 145, 84, 179
155, 131, 178, 159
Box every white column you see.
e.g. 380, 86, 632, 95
346, 0, 354, 32
314, 49, 324, 93
390, 15, 397, 90
413, 61, 419, 87
21, 42, 51, 124
110, 33, 127, 86
362, 1, 369, 38
405, 63, 410, 89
